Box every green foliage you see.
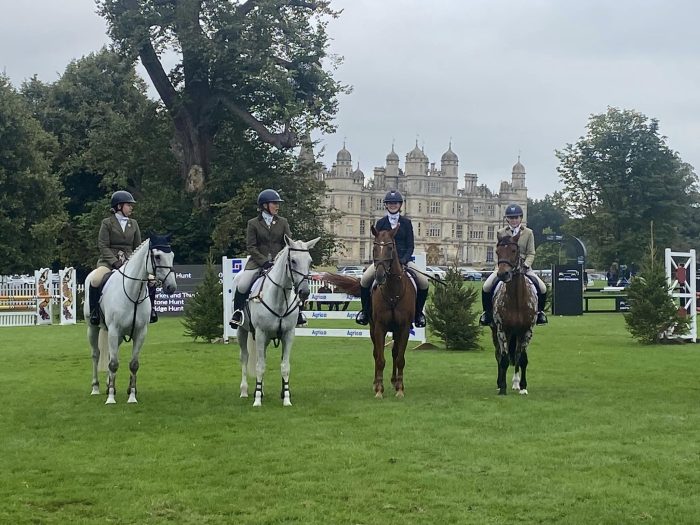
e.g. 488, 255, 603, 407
624, 228, 689, 344
182, 256, 223, 342
556, 107, 699, 269
0, 76, 67, 273
425, 266, 481, 350
527, 192, 569, 246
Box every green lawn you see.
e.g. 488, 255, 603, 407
1, 315, 699, 524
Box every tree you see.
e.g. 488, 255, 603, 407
624, 224, 688, 344
182, 255, 224, 342
0, 76, 67, 273
425, 266, 481, 351
556, 107, 699, 269
527, 193, 569, 246
97, 0, 349, 203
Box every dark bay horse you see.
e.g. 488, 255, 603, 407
325, 225, 416, 398
491, 234, 537, 395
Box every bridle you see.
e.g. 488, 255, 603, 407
257, 246, 312, 328
373, 239, 398, 276
497, 239, 523, 276
373, 237, 407, 309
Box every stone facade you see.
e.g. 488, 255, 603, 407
316, 142, 528, 267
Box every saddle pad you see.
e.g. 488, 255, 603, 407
249, 275, 265, 299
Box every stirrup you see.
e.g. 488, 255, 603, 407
89, 310, 100, 326
230, 310, 244, 327
479, 312, 492, 326
355, 311, 369, 325
536, 312, 548, 325
414, 313, 426, 328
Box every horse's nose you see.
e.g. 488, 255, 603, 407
164, 278, 178, 295
299, 289, 310, 301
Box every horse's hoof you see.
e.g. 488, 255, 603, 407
127, 394, 138, 403
395, 390, 404, 399
519, 389, 528, 395
253, 399, 262, 407
240, 392, 248, 398
91, 386, 100, 395
105, 397, 116, 405
512, 384, 520, 391
283, 397, 292, 407
498, 389, 507, 396
375, 391, 383, 399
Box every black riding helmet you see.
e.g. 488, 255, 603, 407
504, 203, 524, 218
383, 189, 404, 204
111, 190, 136, 211
257, 189, 283, 208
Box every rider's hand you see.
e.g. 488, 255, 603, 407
262, 261, 274, 270
523, 265, 530, 271
112, 260, 123, 270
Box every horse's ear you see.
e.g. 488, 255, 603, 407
306, 236, 321, 249
371, 225, 378, 237
284, 234, 293, 246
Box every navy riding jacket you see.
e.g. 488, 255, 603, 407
374, 215, 415, 265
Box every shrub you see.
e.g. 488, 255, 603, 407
425, 265, 481, 350
182, 256, 223, 342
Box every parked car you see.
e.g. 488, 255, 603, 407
425, 266, 446, 280
337, 266, 364, 277
459, 267, 483, 281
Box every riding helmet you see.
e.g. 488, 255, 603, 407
504, 203, 524, 217
257, 189, 284, 207
383, 189, 404, 204
111, 190, 136, 210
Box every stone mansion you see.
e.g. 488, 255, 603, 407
313, 142, 528, 267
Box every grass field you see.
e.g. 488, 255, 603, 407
1, 315, 699, 524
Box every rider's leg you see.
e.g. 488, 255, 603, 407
479, 271, 498, 325
356, 265, 375, 325
148, 280, 158, 323
526, 270, 549, 325
88, 267, 109, 326
230, 269, 256, 326
408, 262, 430, 327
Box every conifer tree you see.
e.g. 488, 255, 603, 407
425, 266, 481, 350
624, 223, 689, 344
182, 256, 223, 342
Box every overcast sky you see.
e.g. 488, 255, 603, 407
2, 0, 699, 199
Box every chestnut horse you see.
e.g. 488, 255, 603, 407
491, 234, 537, 395
325, 225, 416, 398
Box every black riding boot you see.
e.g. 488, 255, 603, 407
479, 290, 493, 326
148, 285, 158, 323
355, 285, 371, 325
88, 285, 101, 326
414, 288, 429, 327
229, 290, 248, 327
536, 291, 548, 325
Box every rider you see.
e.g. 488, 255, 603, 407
479, 203, 548, 326
355, 189, 430, 327
230, 189, 307, 327
87, 190, 158, 325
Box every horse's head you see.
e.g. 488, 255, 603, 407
284, 235, 320, 300
495, 234, 521, 283
371, 224, 399, 285
148, 233, 178, 295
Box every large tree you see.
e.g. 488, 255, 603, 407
556, 107, 699, 268
97, 0, 348, 204
0, 77, 67, 272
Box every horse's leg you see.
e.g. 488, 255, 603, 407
88, 326, 101, 395
512, 364, 521, 391
238, 327, 249, 398
280, 330, 294, 407
518, 332, 533, 395
392, 328, 410, 398
495, 329, 509, 395
253, 332, 268, 407
370, 325, 386, 398
126, 329, 147, 404
390, 339, 399, 388
105, 330, 121, 405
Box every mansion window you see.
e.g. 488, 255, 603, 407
418, 201, 422, 213
428, 223, 441, 237
487, 204, 495, 217
429, 201, 441, 214
360, 198, 366, 212
456, 224, 463, 239
473, 205, 482, 215
457, 204, 464, 216
347, 196, 353, 211
486, 246, 494, 263
417, 223, 421, 236
487, 226, 495, 240
331, 196, 336, 208
346, 223, 353, 236
360, 220, 366, 236
469, 230, 484, 240
360, 244, 366, 262
376, 198, 383, 211
428, 181, 440, 194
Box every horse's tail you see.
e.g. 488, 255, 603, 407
323, 273, 361, 296
97, 328, 109, 372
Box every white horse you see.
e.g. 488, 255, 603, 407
234, 236, 320, 407
84, 234, 177, 404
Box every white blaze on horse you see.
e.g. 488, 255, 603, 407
84, 234, 177, 404
491, 234, 538, 395
233, 236, 320, 407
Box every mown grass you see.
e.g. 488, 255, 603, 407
1, 315, 699, 524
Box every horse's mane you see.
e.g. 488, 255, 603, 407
130, 238, 151, 259
272, 242, 291, 264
